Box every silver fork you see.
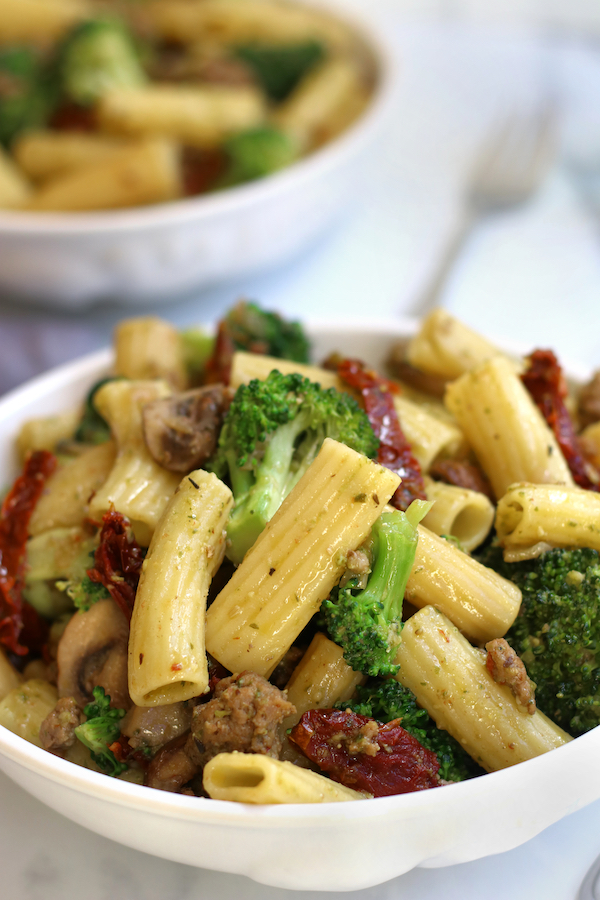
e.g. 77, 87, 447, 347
410, 105, 557, 317
579, 852, 600, 900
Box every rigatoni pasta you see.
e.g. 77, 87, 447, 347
495, 482, 600, 553
395, 606, 572, 772
205, 437, 400, 676
128, 469, 233, 706
445, 355, 574, 499
404, 524, 522, 642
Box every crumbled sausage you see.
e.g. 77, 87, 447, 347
188, 670, 296, 767
386, 341, 448, 398
330, 717, 380, 757
485, 638, 536, 714
39, 697, 84, 754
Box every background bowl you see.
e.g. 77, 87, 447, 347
0, 319, 599, 892
0, 2, 396, 310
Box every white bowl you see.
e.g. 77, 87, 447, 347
0, 319, 598, 892
0, 3, 396, 310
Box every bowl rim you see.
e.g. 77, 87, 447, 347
0, 0, 398, 237
0, 314, 596, 829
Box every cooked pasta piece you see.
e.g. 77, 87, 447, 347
272, 57, 363, 151
13, 130, 134, 182
421, 476, 494, 552
16, 410, 80, 461
404, 525, 521, 643
114, 317, 186, 390
406, 309, 503, 380
89, 380, 180, 546
0, 145, 32, 208
25, 139, 181, 212
284, 632, 365, 718
205, 438, 400, 677
0, 0, 90, 44
98, 84, 266, 148
128, 469, 233, 706
0, 679, 58, 747
445, 355, 574, 499
229, 350, 342, 392
145, 0, 354, 51
495, 482, 600, 553
0, 649, 22, 702
395, 606, 572, 772
392, 395, 466, 472
29, 442, 116, 536
203, 752, 368, 803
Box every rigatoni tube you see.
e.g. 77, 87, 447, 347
114, 316, 186, 390
495, 482, 600, 553
395, 606, 572, 772
129, 469, 232, 706
203, 752, 368, 803
98, 84, 266, 148
421, 476, 494, 552
89, 380, 180, 546
404, 525, 521, 643
445, 355, 574, 499
406, 308, 502, 380
205, 438, 400, 677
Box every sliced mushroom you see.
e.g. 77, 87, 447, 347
57, 600, 131, 710
142, 384, 233, 473
145, 732, 199, 793
121, 701, 192, 751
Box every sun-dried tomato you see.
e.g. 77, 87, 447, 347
289, 708, 441, 796
87, 510, 144, 622
204, 320, 236, 385
0, 450, 56, 655
332, 357, 426, 510
522, 349, 600, 491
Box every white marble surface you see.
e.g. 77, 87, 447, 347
3, 7, 600, 898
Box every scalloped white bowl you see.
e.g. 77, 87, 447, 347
0, 320, 598, 892
0, 2, 396, 310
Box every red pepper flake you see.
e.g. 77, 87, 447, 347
171, 663, 183, 672
333, 357, 427, 510
521, 349, 600, 491
0, 450, 56, 655
289, 708, 441, 797
87, 510, 144, 622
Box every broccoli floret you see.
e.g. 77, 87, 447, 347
0, 47, 59, 146
235, 41, 325, 102
74, 376, 119, 444
322, 503, 430, 677
58, 18, 146, 106
56, 573, 110, 612
74, 686, 128, 776
479, 544, 600, 736
224, 300, 310, 363
340, 679, 482, 783
208, 370, 378, 565
219, 126, 298, 188
180, 326, 215, 385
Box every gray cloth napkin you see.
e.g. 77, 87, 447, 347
0, 319, 104, 397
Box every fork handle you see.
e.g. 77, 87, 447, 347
410, 208, 479, 317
